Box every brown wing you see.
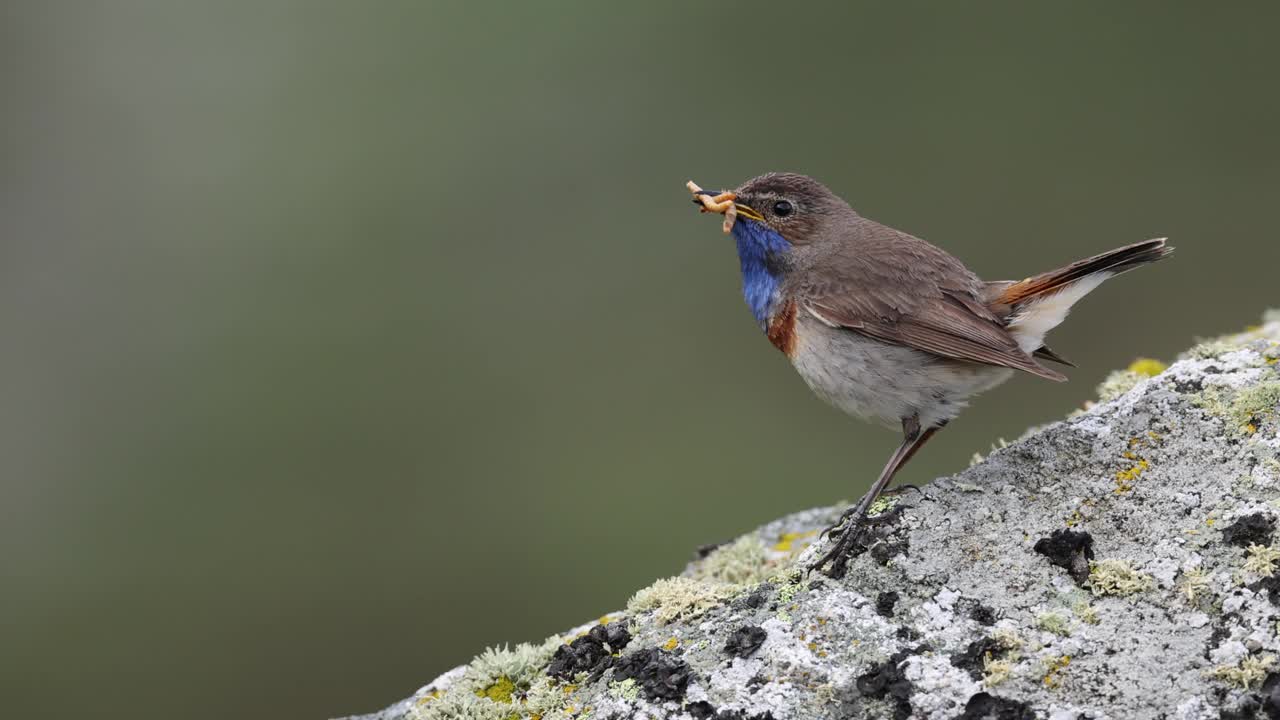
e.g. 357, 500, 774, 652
796, 220, 1067, 382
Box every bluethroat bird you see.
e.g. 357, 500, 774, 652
687, 173, 1171, 578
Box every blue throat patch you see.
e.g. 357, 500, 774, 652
730, 219, 791, 328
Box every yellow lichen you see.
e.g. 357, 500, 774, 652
1114, 458, 1149, 494
1042, 655, 1071, 688
1088, 559, 1153, 596
477, 676, 516, 703
773, 530, 817, 552
1128, 358, 1168, 377
662, 637, 679, 651
1244, 544, 1280, 577
1208, 654, 1276, 689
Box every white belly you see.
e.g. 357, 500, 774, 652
788, 315, 1014, 429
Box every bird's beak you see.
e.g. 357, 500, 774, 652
732, 203, 765, 222
687, 180, 764, 233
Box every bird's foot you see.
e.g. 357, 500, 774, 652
808, 522, 870, 579
686, 180, 738, 233
809, 505, 904, 579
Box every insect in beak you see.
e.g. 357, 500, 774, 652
687, 180, 740, 233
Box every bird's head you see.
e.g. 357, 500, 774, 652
688, 172, 854, 326
689, 172, 854, 248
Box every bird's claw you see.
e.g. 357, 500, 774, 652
809, 504, 905, 578
818, 505, 861, 541
809, 523, 870, 579
687, 180, 738, 234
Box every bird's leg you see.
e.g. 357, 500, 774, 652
810, 416, 944, 578
876, 421, 945, 498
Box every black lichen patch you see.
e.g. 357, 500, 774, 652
895, 625, 922, 641
739, 587, 770, 610
686, 700, 716, 719
1173, 377, 1204, 394
724, 625, 768, 659
727, 622, 762, 655
1033, 529, 1095, 584
958, 598, 997, 626
710, 711, 776, 720
950, 637, 1011, 681
687, 707, 776, 720
870, 539, 909, 564
1220, 695, 1261, 720
1252, 574, 1280, 606
1223, 513, 1276, 548
958, 692, 1035, 720
1254, 666, 1280, 717
1205, 616, 1239, 661
1263, 672, 1280, 719
856, 645, 928, 720
546, 623, 632, 680
612, 647, 692, 703
876, 591, 900, 618
695, 541, 727, 559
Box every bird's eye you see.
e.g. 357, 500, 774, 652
772, 200, 794, 217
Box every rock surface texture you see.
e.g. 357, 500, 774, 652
345, 313, 1280, 720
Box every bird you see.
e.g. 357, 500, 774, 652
686, 172, 1171, 578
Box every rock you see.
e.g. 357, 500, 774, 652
341, 313, 1280, 720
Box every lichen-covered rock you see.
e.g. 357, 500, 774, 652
342, 313, 1280, 720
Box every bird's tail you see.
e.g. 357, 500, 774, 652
985, 238, 1172, 355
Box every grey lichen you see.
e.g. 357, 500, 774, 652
1096, 358, 1167, 403
686, 534, 775, 585
1035, 611, 1071, 637
407, 639, 564, 720
1071, 598, 1100, 625
1193, 381, 1280, 435
626, 576, 735, 625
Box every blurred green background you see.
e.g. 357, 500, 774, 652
3, 2, 1277, 718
